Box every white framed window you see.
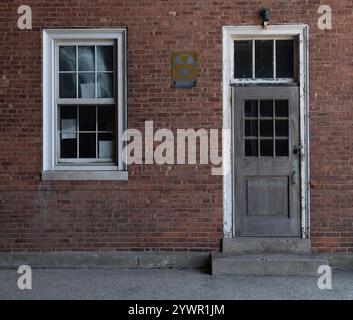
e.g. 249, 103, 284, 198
233, 37, 299, 83
42, 29, 127, 180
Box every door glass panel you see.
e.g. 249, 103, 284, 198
260, 139, 273, 157
260, 100, 273, 117
275, 100, 289, 117
260, 120, 273, 137
275, 139, 289, 157
244, 100, 258, 117
234, 40, 253, 78
245, 120, 258, 137
276, 40, 294, 78
245, 139, 258, 157
255, 40, 273, 78
275, 120, 289, 137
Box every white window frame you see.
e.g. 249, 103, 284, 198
222, 25, 310, 239
42, 29, 127, 180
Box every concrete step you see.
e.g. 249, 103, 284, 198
222, 238, 311, 254
212, 253, 329, 276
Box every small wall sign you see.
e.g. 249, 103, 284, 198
171, 52, 197, 88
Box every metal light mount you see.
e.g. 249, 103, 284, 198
259, 8, 270, 28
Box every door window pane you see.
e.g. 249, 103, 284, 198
245, 139, 258, 157
275, 120, 289, 137
255, 40, 273, 78
275, 100, 289, 117
276, 40, 294, 78
59, 73, 76, 98
260, 120, 273, 137
275, 139, 289, 157
260, 140, 273, 157
244, 100, 258, 117
234, 40, 253, 78
260, 100, 273, 117
78, 46, 95, 71
245, 120, 258, 137
97, 46, 113, 71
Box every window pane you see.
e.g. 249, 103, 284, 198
260, 140, 273, 157
97, 46, 113, 71
245, 120, 258, 137
244, 100, 257, 117
79, 133, 96, 158
275, 100, 289, 117
60, 105, 77, 133
260, 120, 273, 137
97, 73, 113, 98
98, 133, 114, 158
234, 40, 252, 78
260, 100, 273, 117
59, 73, 76, 98
255, 40, 273, 78
245, 140, 258, 157
98, 106, 115, 131
275, 120, 289, 137
275, 139, 289, 157
78, 73, 95, 98
79, 106, 96, 131
59, 46, 76, 71
276, 40, 294, 78
78, 46, 95, 71
60, 133, 77, 158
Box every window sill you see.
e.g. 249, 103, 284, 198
41, 170, 128, 181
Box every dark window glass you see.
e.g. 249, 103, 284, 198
60, 106, 77, 131
97, 73, 114, 98
275, 139, 289, 157
97, 46, 113, 71
78, 46, 95, 71
59, 46, 76, 71
79, 106, 96, 131
275, 120, 289, 137
276, 40, 294, 78
98, 133, 114, 158
245, 120, 258, 137
60, 134, 77, 158
260, 139, 273, 157
59, 73, 76, 98
275, 100, 289, 117
78, 73, 95, 98
260, 100, 273, 117
255, 40, 273, 78
244, 100, 258, 117
79, 133, 96, 158
98, 106, 115, 131
260, 120, 273, 137
234, 40, 253, 78
245, 140, 258, 157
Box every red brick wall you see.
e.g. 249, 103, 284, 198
0, 0, 352, 253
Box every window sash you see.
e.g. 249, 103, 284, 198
233, 36, 297, 84
54, 40, 117, 165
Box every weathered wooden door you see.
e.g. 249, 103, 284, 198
233, 86, 300, 236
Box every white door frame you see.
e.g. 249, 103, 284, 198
222, 25, 310, 238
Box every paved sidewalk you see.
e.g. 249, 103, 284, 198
0, 268, 352, 300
